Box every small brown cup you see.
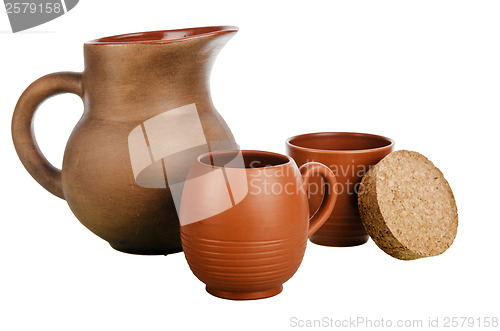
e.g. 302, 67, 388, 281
286, 132, 394, 247
179, 150, 338, 300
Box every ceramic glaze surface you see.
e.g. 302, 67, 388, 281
287, 132, 394, 247
180, 150, 338, 300
12, 26, 238, 254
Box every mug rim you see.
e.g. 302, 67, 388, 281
286, 132, 395, 154
86, 26, 238, 45
197, 150, 293, 171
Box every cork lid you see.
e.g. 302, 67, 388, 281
358, 150, 458, 260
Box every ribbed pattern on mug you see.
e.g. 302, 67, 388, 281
181, 231, 307, 292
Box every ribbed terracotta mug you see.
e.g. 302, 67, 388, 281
286, 132, 394, 247
179, 150, 338, 300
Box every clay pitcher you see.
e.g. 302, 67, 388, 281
11, 26, 239, 254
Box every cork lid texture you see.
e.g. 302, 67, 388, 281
358, 150, 458, 260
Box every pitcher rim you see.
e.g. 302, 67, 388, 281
86, 26, 238, 45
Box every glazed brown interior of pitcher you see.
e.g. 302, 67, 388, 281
87, 26, 238, 44
287, 132, 393, 152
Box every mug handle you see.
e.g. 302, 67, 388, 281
11, 72, 84, 199
300, 162, 338, 238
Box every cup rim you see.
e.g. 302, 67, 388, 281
86, 26, 238, 45
197, 150, 293, 171
286, 132, 395, 154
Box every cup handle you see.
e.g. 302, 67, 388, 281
11, 72, 84, 199
300, 162, 338, 238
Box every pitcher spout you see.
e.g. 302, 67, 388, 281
82, 26, 238, 119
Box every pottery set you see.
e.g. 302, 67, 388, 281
12, 26, 459, 300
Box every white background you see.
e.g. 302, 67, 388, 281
1, 1, 499, 330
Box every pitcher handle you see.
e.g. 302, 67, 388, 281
300, 162, 338, 238
11, 72, 84, 199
